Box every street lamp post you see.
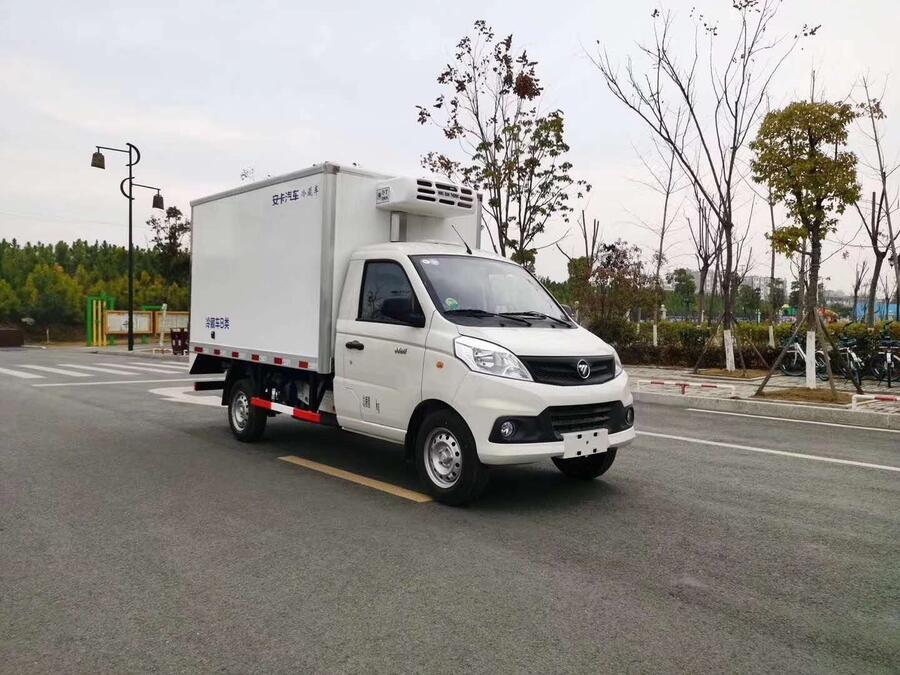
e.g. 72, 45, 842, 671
90, 144, 164, 351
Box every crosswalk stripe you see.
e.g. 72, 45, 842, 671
134, 360, 187, 370
0, 366, 44, 379
94, 362, 179, 374
60, 364, 142, 375
20, 365, 90, 377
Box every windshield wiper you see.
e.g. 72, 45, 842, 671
444, 309, 531, 325
500, 311, 571, 327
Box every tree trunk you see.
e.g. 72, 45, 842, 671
721, 222, 736, 371
697, 264, 709, 325
805, 233, 822, 389
769, 192, 777, 321
866, 252, 886, 326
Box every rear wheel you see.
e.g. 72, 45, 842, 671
415, 409, 488, 506
552, 449, 617, 480
228, 377, 267, 442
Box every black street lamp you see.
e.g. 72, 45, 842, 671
90, 143, 164, 351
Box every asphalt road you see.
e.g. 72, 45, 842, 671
1, 347, 898, 674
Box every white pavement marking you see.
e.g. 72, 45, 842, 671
93, 362, 178, 374
638, 431, 900, 473
148, 385, 220, 407
0, 366, 44, 379
135, 360, 187, 370
33, 377, 221, 388
20, 365, 90, 377
59, 363, 142, 375
684, 408, 900, 434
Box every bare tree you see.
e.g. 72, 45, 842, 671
593, 1, 814, 369
857, 77, 900, 323
630, 130, 688, 322
556, 210, 604, 320
686, 185, 719, 323
854, 191, 894, 325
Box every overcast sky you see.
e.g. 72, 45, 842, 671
2, 0, 898, 293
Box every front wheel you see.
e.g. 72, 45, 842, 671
552, 449, 617, 480
415, 409, 488, 506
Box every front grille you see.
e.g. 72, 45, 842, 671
548, 402, 618, 435
521, 355, 615, 386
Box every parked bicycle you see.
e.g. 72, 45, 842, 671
869, 330, 900, 386
779, 336, 828, 380
833, 336, 864, 388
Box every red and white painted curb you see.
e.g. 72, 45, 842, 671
852, 393, 900, 410
636, 379, 737, 397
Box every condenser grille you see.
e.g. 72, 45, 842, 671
414, 179, 474, 211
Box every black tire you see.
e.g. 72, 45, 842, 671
415, 409, 488, 506
552, 448, 618, 480
228, 377, 267, 442
815, 353, 829, 381
849, 364, 862, 389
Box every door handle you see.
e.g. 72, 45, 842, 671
345, 340, 365, 351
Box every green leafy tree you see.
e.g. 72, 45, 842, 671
751, 101, 860, 327
666, 268, 696, 318
147, 206, 191, 285
751, 100, 860, 394
0, 278, 20, 319
416, 19, 588, 261
22, 264, 82, 324
736, 284, 762, 319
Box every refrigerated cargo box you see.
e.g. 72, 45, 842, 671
189, 162, 480, 374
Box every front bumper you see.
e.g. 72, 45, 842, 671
451, 370, 635, 465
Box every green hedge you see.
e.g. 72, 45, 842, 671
588, 318, 900, 367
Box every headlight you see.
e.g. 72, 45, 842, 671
454, 336, 533, 381
613, 350, 624, 377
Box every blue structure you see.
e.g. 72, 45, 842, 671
854, 302, 899, 321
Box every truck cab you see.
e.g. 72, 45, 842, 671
331, 242, 634, 503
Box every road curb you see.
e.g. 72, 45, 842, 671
633, 391, 900, 430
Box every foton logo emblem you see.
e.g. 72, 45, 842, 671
576, 359, 591, 379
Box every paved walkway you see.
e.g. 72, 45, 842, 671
626, 365, 900, 414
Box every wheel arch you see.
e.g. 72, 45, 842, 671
404, 398, 462, 461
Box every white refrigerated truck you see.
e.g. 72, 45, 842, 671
189, 162, 634, 504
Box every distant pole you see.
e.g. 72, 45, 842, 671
128, 145, 135, 350
91, 142, 164, 352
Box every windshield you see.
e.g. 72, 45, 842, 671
411, 255, 572, 327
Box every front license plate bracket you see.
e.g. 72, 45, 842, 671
562, 429, 609, 459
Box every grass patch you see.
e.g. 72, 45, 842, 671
753, 387, 852, 405
699, 368, 770, 379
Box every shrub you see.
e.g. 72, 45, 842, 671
588, 316, 638, 349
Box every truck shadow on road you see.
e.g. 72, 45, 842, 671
247, 419, 625, 511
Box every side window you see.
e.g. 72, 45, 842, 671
358, 261, 418, 323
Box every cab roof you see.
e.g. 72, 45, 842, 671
351, 241, 507, 262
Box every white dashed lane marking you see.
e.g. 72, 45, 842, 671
0, 366, 44, 379
20, 365, 90, 377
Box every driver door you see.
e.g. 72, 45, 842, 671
335, 259, 428, 437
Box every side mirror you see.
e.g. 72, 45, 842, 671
381, 297, 426, 327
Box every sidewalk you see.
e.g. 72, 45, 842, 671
627, 364, 900, 418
